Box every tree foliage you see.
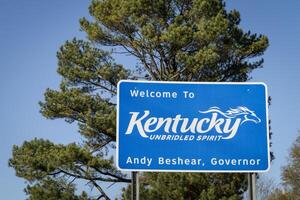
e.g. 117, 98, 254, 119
122, 173, 247, 200
80, 0, 268, 82
281, 131, 300, 197
9, 0, 268, 199
256, 176, 278, 200
262, 131, 300, 200
268, 132, 300, 200
25, 178, 92, 200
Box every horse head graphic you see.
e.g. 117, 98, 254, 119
199, 106, 261, 124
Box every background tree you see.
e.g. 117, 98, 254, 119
9, 0, 269, 199
267, 131, 300, 200
25, 178, 92, 200
255, 175, 278, 200
122, 173, 247, 200
281, 131, 300, 197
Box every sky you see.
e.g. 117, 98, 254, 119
0, 0, 299, 199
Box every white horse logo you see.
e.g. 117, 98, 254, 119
199, 106, 261, 124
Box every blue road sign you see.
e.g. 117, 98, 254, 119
117, 81, 270, 172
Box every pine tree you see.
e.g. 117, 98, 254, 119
25, 178, 92, 200
9, 0, 268, 199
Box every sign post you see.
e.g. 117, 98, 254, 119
248, 173, 257, 200
131, 171, 139, 200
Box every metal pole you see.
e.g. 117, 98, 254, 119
248, 173, 253, 200
131, 171, 139, 200
251, 173, 256, 200
248, 173, 256, 200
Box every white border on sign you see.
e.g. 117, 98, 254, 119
116, 80, 270, 173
